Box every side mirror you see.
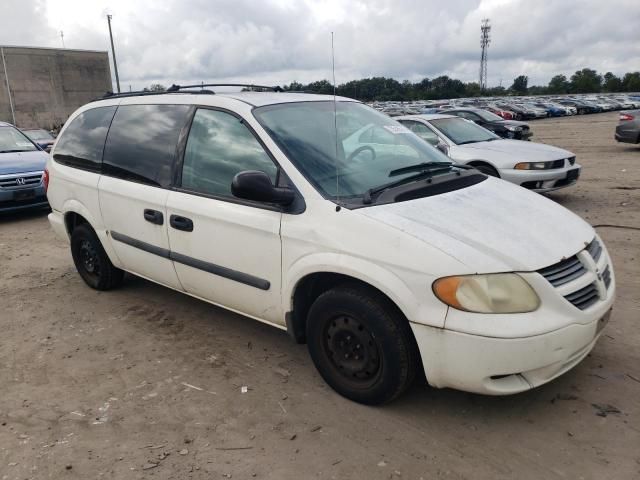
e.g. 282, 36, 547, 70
232, 170, 295, 206
436, 142, 449, 155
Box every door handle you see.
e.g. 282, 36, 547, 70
143, 209, 164, 225
170, 214, 193, 232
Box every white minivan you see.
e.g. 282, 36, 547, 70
46, 87, 615, 404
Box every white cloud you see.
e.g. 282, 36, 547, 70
1, 0, 638, 90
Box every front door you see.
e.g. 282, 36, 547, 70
166, 108, 284, 325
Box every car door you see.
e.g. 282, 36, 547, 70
99, 103, 192, 290
166, 107, 284, 325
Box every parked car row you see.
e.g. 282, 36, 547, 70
372, 94, 640, 121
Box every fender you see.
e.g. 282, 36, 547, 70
284, 252, 448, 328
61, 198, 124, 269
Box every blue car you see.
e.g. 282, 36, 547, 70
0, 121, 50, 213
534, 102, 565, 117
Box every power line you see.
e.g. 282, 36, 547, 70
479, 18, 491, 91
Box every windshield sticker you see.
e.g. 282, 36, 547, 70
383, 125, 411, 134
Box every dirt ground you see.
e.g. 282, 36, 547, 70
1, 111, 639, 480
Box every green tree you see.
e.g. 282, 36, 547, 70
510, 75, 528, 95
547, 74, 569, 94
528, 85, 548, 95
622, 72, 640, 92
602, 72, 623, 92
465, 82, 482, 97
570, 68, 602, 93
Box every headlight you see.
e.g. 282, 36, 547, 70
514, 161, 548, 170
505, 125, 522, 132
432, 273, 540, 313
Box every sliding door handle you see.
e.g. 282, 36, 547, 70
170, 215, 194, 232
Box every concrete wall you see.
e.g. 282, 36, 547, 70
0, 46, 112, 129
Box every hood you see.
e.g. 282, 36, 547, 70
0, 150, 48, 175
357, 177, 594, 273
462, 139, 572, 161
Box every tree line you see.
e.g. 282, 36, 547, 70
145, 68, 640, 102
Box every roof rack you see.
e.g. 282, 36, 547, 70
96, 89, 215, 101
166, 83, 283, 92
94, 83, 283, 102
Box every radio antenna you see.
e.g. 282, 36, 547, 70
331, 31, 340, 205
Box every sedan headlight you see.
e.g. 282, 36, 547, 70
432, 273, 540, 313
514, 161, 548, 170
505, 125, 522, 132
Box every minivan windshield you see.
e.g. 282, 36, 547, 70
429, 117, 499, 145
0, 126, 38, 153
253, 101, 454, 200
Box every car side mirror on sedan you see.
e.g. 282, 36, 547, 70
232, 170, 295, 206
436, 142, 449, 155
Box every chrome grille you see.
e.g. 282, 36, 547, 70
538, 236, 613, 311
538, 255, 586, 287
564, 283, 599, 310
586, 237, 602, 262
0, 172, 43, 189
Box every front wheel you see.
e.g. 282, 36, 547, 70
306, 284, 418, 405
70, 224, 124, 290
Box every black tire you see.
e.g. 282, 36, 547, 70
70, 223, 124, 290
306, 284, 418, 405
471, 163, 499, 177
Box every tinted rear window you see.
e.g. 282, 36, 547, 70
53, 106, 117, 171
102, 104, 191, 187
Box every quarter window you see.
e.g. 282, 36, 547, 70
53, 106, 117, 171
102, 104, 191, 187
181, 109, 278, 198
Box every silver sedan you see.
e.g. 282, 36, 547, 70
396, 114, 581, 193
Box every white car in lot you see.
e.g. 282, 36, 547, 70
396, 114, 581, 192
46, 89, 614, 404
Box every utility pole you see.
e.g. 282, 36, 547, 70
106, 14, 121, 93
479, 18, 491, 91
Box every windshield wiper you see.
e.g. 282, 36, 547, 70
363, 164, 455, 204
388, 161, 453, 177
0, 149, 32, 153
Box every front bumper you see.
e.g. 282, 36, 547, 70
0, 185, 48, 213
500, 165, 581, 193
411, 311, 610, 395
411, 236, 615, 395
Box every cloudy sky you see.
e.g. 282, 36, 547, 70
2, 0, 639, 90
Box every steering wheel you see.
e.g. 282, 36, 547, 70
346, 145, 376, 163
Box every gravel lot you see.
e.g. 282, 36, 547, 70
1, 111, 638, 479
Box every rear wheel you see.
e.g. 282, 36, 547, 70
70, 223, 124, 290
306, 284, 418, 405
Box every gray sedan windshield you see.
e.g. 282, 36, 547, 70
253, 101, 451, 199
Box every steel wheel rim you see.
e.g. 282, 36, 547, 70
323, 314, 381, 386
79, 239, 100, 277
